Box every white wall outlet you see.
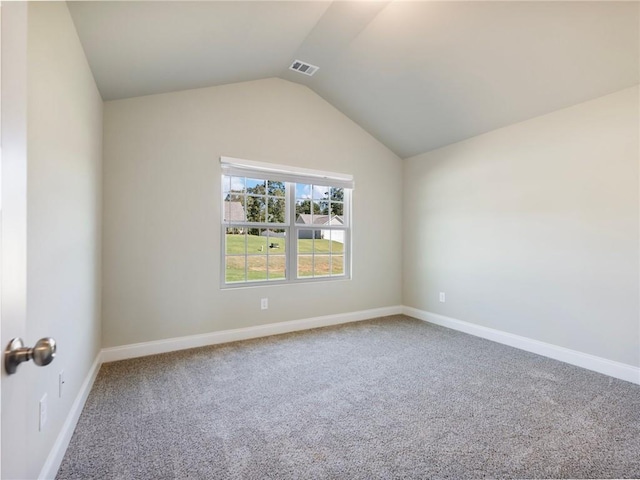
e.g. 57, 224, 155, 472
439, 292, 446, 303
261, 298, 268, 310
59, 370, 65, 398
39, 393, 48, 431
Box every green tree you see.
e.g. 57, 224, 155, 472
266, 181, 285, 224
267, 181, 285, 197
296, 199, 322, 216
245, 181, 265, 234
320, 188, 344, 216
244, 180, 286, 234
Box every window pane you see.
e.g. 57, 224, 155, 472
295, 200, 323, 223
248, 255, 267, 282
332, 255, 345, 276
223, 175, 248, 195
246, 195, 266, 223
225, 229, 246, 255
224, 196, 246, 222
295, 183, 314, 225
313, 232, 330, 254
311, 202, 324, 220
226, 256, 246, 283
330, 201, 344, 217
226, 193, 244, 204
231, 176, 247, 193
268, 255, 286, 280
250, 230, 268, 253
266, 230, 286, 252
295, 199, 311, 224
267, 180, 285, 197
295, 198, 310, 214
296, 183, 311, 200
330, 187, 343, 202
329, 230, 345, 253
297, 255, 313, 277
246, 178, 266, 192
297, 229, 313, 253
313, 185, 330, 201
267, 197, 285, 223
314, 186, 330, 218
314, 255, 331, 276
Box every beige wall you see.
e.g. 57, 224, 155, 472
403, 86, 640, 367
102, 78, 403, 348
9, 3, 102, 479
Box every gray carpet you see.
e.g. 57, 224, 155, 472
56, 315, 640, 479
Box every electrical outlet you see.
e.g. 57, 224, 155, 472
59, 370, 65, 398
261, 298, 268, 310
439, 292, 446, 303
39, 394, 48, 431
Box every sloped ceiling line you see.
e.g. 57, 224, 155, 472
68, 1, 639, 159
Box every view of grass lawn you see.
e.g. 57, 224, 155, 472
225, 233, 287, 254
225, 255, 286, 282
297, 255, 344, 277
225, 234, 344, 282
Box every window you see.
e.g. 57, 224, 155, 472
221, 157, 353, 286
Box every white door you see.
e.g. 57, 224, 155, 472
1, 3, 30, 478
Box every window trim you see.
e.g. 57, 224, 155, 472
220, 157, 352, 288
220, 156, 354, 189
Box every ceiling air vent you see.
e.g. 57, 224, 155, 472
289, 59, 319, 76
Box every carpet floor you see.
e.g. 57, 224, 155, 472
56, 315, 640, 479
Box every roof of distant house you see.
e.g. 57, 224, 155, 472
224, 201, 245, 222
296, 214, 343, 225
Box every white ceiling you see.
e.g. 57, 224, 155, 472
68, 1, 639, 159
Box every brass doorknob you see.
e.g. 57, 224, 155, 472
4, 337, 57, 375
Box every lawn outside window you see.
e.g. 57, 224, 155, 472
220, 157, 353, 287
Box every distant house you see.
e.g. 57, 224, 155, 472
260, 230, 286, 238
224, 201, 246, 233
296, 214, 326, 239
296, 214, 344, 243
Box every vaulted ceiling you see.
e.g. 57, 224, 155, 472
68, 1, 639, 159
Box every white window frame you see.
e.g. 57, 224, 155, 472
220, 157, 353, 288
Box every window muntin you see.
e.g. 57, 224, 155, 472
222, 169, 350, 286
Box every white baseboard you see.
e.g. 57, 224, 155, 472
101, 305, 404, 363
403, 306, 640, 385
38, 351, 103, 480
